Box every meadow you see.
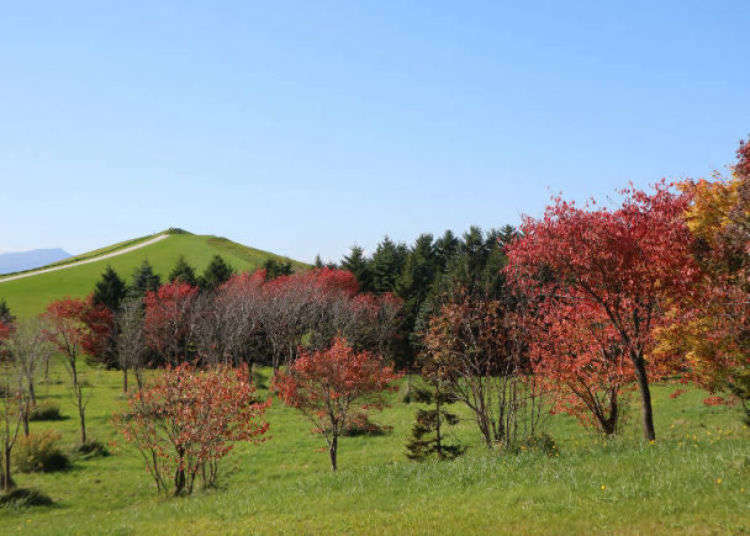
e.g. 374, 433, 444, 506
1, 362, 747, 536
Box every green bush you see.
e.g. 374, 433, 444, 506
29, 402, 65, 421
0, 488, 54, 508
76, 440, 110, 458
14, 430, 71, 473
514, 433, 559, 457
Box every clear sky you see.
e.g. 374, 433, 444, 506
1, 1, 748, 262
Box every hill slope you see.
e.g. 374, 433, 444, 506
0, 230, 307, 317
0, 248, 71, 274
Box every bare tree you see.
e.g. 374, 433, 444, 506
0, 357, 25, 490
422, 290, 546, 449
2, 318, 53, 435
117, 298, 148, 393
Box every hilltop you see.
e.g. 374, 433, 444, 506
0, 229, 307, 317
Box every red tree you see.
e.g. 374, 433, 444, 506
273, 337, 401, 470
115, 364, 270, 495
78, 295, 115, 361
0, 321, 10, 341
505, 182, 699, 440
525, 300, 636, 434
143, 281, 198, 364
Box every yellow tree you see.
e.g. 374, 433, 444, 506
659, 139, 749, 421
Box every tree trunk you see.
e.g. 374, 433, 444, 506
122, 368, 129, 393
2, 446, 13, 491
79, 403, 87, 445
22, 409, 30, 437
28, 378, 36, 405
329, 434, 338, 471
631, 350, 656, 441
435, 389, 443, 459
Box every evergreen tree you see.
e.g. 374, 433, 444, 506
313, 254, 324, 268
129, 260, 161, 298
341, 245, 373, 291
434, 229, 460, 272
0, 298, 15, 326
370, 237, 407, 293
168, 255, 198, 286
405, 380, 464, 461
263, 258, 293, 280
201, 255, 234, 290
93, 266, 127, 312
395, 234, 437, 367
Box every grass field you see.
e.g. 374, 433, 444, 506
1, 363, 747, 535
0, 231, 307, 317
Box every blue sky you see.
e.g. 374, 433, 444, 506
1, 1, 748, 262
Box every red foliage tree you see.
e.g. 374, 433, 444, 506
143, 281, 198, 364
505, 182, 699, 440
525, 300, 635, 434
115, 364, 270, 495
0, 321, 10, 341
78, 295, 115, 361
273, 337, 401, 470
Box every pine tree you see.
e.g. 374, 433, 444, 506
168, 256, 198, 286
201, 255, 234, 290
262, 258, 293, 280
313, 254, 324, 269
93, 266, 127, 312
0, 298, 15, 326
370, 237, 407, 293
129, 260, 161, 298
341, 245, 373, 291
405, 381, 464, 461
395, 234, 436, 370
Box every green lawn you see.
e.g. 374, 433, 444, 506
0, 232, 307, 317
1, 364, 747, 535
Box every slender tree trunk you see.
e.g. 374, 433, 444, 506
78, 401, 87, 445
329, 434, 338, 471
122, 368, 129, 393
22, 408, 30, 437
2, 446, 13, 491
435, 388, 443, 459
28, 379, 36, 405
71, 362, 87, 445
631, 350, 656, 441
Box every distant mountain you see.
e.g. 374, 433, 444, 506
0, 248, 71, 275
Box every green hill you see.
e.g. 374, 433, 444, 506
0, 229, 308, 317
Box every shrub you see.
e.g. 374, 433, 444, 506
0, 488, 54, 508
14, 431, 71, 473
29, 402, 64, 421
514, 433, 559, 457
76, 440, 109, 458
115, 364, 270, 496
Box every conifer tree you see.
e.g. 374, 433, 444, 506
0, 298, 15, 326
93, 266, 127, 312
168, 256, 198, 286
201, 255, 234, 290
129, 260, 161, 298
370, 237, 407, 293
405, 379, 464, 461
262, 258, 293, 281
341, 245, 373, 291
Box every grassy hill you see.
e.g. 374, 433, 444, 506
0, 229, 308, 317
